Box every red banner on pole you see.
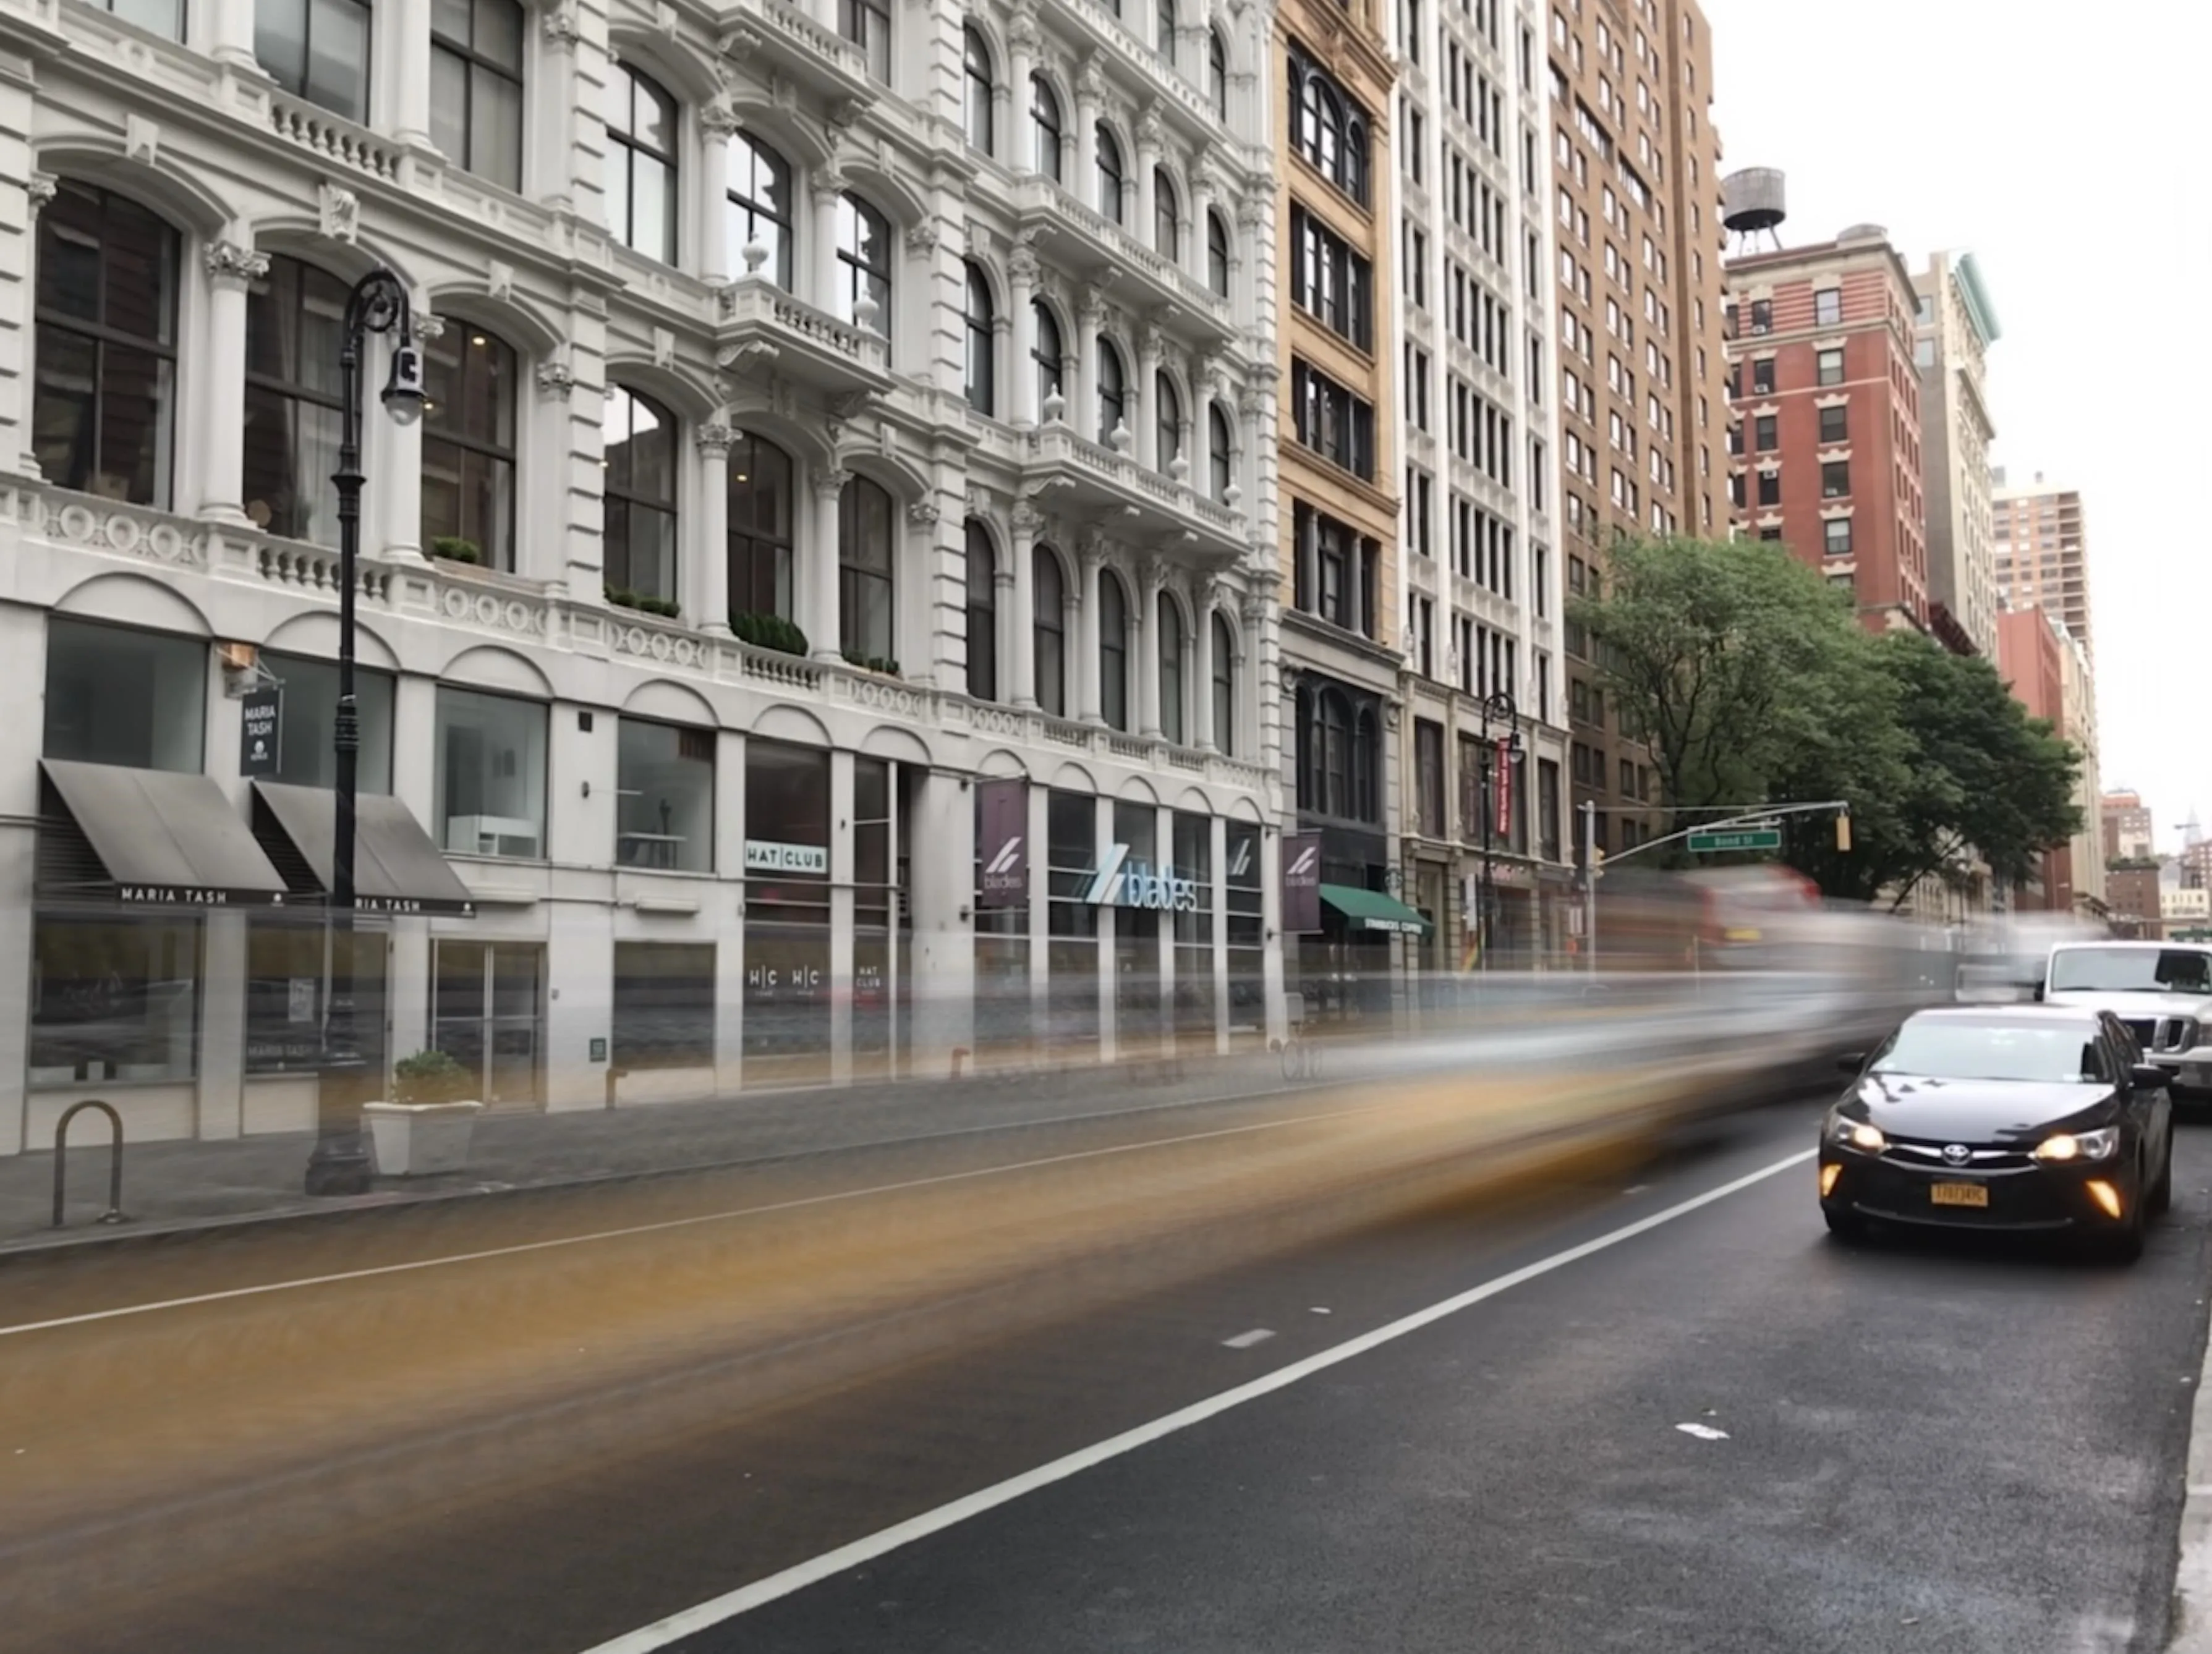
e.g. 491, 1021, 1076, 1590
1492, 738, 1514, 839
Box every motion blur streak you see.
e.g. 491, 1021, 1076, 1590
0, 912, 1948, 1652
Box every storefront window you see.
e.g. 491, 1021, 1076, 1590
854, 756, 894, 1075
1172, 812, 1214, 1048
263, 651, 394, 792
1113, 800, 1161, 1048
245, 918, 386, 1075
1225, 821, 1264, 1040
974, 785, 1031, 1061
29, 915, 200, 1085
434, 685, 548, 858
44, 617, 205, 773
1046, 789, 1099, 1054
613, 942, 716, 1070
744, 740, 832, 1085
616, 718, 713, 872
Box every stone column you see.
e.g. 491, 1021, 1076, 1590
1134, 326, 1161, 470
206, 0, 258, 69
1008, 7, 1038, 176
535, 7, 583, 211
1137, 560, 1162, 739
1192, 577, 1218, 751
1009, 500, 1040, 707
385, 0, 433, 148
1135, 108, 1162, 250
812, 168, 846, 316
700, 102, 741, 286
1010, 242, 1039, 427
1074, 63, 1102, 209
696, 421, 733, 632
1078, 540, 1104, 723
1076, 285, 1105, 442
1189, 168, 1216, 287
196, 240, 267, 525
807, 467, 846, 660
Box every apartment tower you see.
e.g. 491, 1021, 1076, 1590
1992, 473, 2095, 658
1914, 252, 2001, 657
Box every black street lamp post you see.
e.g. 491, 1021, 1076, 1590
1476, 690, 1524, 972
305, 268, 426, 1197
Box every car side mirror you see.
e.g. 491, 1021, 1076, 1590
1836, 1053, 1866, 1074
2132, 1065, 2169, 1092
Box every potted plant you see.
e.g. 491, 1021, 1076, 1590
431, 536, 483, 566
363, 1050, 483, 1176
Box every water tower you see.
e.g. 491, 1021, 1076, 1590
1721, 168, 1787, 253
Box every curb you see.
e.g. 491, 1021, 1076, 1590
2175, 1294, 2212, 1651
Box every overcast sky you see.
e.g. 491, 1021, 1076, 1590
1699, 1, 2212, 850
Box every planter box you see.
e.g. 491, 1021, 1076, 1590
362, 1100, 483, 1176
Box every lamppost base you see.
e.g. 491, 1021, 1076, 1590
304, 1139, 376, 1197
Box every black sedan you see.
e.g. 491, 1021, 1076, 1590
1820, 1007, 2174, 1260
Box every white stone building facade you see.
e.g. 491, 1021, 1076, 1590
0, 0, 1288, 1152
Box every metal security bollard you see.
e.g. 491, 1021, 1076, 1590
52, 1100, 129, 1229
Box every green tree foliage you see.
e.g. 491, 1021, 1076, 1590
1572, 535, 2082, 906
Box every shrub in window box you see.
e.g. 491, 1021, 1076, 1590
606, 587, 682, 620
731, 611, 810, 658
841, 650, 901, 677
431, 536, 483, 566
364, 1049, 482, 1176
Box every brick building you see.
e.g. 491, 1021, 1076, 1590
1997, 606, 2067, 912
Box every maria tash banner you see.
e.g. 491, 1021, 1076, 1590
977, 779, 1028, 907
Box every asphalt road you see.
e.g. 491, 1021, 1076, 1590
7, 1095, 2208, 1653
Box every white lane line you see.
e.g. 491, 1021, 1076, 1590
0, 1105, 1382, 1341
1675, 1422, 1730, 1441
574, 1146, 1816, 1654
1222, 1329, 1275, 1349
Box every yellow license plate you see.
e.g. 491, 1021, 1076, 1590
1930, 1182, 1989, 1208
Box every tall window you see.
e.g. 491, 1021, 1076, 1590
1031, 74, 1064, 180
33, 182, 178, 507
1209, 404, 1233, 501
1156, 0, 1176, 58
1033, 300, 1065, 413
965, 519, 997, 699
836, 192, 893, 329
1158, 593, 1185, 744
1288, 40, 1369, 205
728, 431, 794, 621
840, 0, 890, 82
1815, 288, 1842, 327
1208, 28, 1228, 118
602, 386, 678, 606
255, 0, 369, 119
1155, 371, 1181, 470
1207, 209, 1230, 297
1099, 572, 1129, 731
1210, 611, 1234, 752
964, 262, 995, 415
430, 0, 524, 189
421, 321, 517, 570
93, 0, 181, 37
1034, 547, 1066, 716
728, 130, 793, 289
1290, 358, 1375, 479
1096, 124, 1125, 224
1290, 205, 1372, 347
1153, 168, 1179, 258
605, 64, 678, 263
839, 475, 895, 663
243, 254, 348, 546
1098, 337, 1128, 443
963, 25, 995, 153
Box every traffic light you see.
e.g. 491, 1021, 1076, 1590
1835, 812, 1852, 853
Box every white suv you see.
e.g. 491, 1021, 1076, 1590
2043, 941, 2212, 1093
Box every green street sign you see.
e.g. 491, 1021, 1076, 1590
1687, 827, 1783, 854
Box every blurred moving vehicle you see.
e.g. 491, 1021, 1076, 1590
1819, 1006, 2174, 1260
2040, 940, 2212, 1096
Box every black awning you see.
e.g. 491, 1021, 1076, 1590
38, 760, 293, 908
250, 782, 478, 917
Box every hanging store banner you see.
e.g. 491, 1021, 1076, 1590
240, 687, 282, 779
1283, 833, 1323, 934
977, 779, 1028, 907
1492, 738, 1515, 840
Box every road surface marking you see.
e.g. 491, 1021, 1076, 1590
574, 1146, 1816, 1653
1222, 1329, 1275, 1349
0, 1106, 1382, 1342
1675, 1422, 1730, 1441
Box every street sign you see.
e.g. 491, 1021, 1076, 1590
1687, 827, 1782, 854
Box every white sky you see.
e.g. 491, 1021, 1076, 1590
1699, 0, 2212, 849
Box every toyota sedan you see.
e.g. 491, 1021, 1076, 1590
1820, 1007, 2173, 1260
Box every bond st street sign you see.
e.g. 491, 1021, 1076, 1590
1083, 844, 1202, 915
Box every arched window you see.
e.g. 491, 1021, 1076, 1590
836, 192, 893, 332
1209, 404, 1234, 502
1210, 611, 1235, 753
1097, 337, 1127, 444
838, 474, 895, 663
728, 431, 794, 622
421, 321, 517, 570
964, 262, 995, 415
728, 130, 793, 289
243, 253, 349, 545
1031, 74, 1064, 180
1033, 300, 1065, 414
1095, 124, 1125, 224
1155, 371, 1181, 471
1208, 28, 1228, 119
963, 26, 995, 153
1353, 706, 1379, 821
1098, 571, 1129, 731
1034, 547, 1066, 716
1152, 167, 1178, 258
840, 0, 890, 83
965, 519, 997, 699
34, 182, 179, 507
1321, 691, 1350, 816
430, 0, 525, 188
1155, 0, 1176, 60
602, 386, 678, 605
605, 63, 679, 263
1158, 592, 1185, 745
1207, 208, 1231, 297
1288, 45, 1369, 206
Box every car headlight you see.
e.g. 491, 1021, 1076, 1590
1826, 1111, 1886, 1153
2032, 1126, 2120, 1163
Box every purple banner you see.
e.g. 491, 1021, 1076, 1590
1283, 833, 1323, 933
977, 779, 1029, 907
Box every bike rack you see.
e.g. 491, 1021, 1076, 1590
52, 1099, 130, 1229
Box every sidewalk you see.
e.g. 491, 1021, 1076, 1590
6, 1050, 1298, 1256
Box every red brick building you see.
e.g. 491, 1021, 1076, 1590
1997, 606, 2070, 912
1724, 227, 1929, 635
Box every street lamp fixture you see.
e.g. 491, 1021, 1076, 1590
1476, 690, 1525, 972
305, 267, 420, 1198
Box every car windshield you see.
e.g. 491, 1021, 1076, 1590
2048, 947, 2212, 995
1871, 1021, 2104, 1084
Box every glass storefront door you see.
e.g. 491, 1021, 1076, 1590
432, 940, 544, 1108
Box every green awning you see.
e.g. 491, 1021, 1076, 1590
1319, 883, 1432, 936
